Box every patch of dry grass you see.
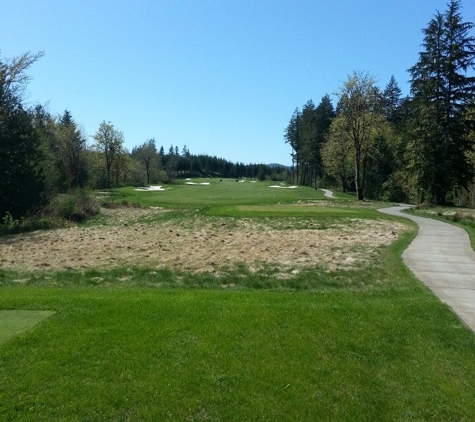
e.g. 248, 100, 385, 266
0, 208, 408, 275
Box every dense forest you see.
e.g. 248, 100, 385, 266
1, 0, 474, 224
284, 0, 475, 206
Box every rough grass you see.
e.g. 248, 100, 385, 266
0, 226, 416, 291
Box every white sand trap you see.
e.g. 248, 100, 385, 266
321, 189, 336, 198
238, 180, 245, 183
250, 181, 256, 183
185, 182, 210, 185
134, 185, 167, 191
269, 185, 298, 189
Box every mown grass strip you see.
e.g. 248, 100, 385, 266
206, 204, 381, 219
1, 288, 475, 421
0, 310, 55, 345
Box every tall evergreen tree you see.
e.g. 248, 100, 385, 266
314, 95, 335, 185
300, 100, 317, 186
284, 107, 301, 184
0, 51, 45, 219
299, 96, 335, 189
409, 0, 475, 204
55, 110, 87, 190
382, 76, 403, 125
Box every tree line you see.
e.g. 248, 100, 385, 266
0, 56, 288, 220
284, 0, 475, 206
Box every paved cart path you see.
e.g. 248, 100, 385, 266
380, 205, 475, 333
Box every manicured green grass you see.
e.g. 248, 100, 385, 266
0, 310, 55, 345
1, 286, 475, 421
206, 204, 384, 219
103, 179, 326, 208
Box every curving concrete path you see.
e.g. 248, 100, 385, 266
380, 205, 475, 332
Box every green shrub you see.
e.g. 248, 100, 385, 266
0, 212, 23, 234
47, 190, 99, 222
0, 212, 56, 235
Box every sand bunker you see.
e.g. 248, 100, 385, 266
0, 207, 407, 275
134, 186, 167, 191
269, 185, 298, 189
185, 182, 210, 185
321, 189, 336, 199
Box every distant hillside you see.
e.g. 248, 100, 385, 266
268, 163, 290, 169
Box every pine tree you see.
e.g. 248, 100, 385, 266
55, 110, 87, 190
300, 100, 317, 186
284, 107, 301, 184
409, 0, 475, 204
314, 95, 335, 185
382, 76, 403, 125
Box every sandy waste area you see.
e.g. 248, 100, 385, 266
0, 207, 408, 275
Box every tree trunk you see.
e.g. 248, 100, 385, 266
355, 152, 363, 200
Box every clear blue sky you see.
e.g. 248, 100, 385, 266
2, 0, 474, 165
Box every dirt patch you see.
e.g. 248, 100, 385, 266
0, 208, 408, 274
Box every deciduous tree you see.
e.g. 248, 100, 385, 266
131, 138, 159, 185
336, 72, 385, 200
321, 116, 354, 192
92, 121, 124, 188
